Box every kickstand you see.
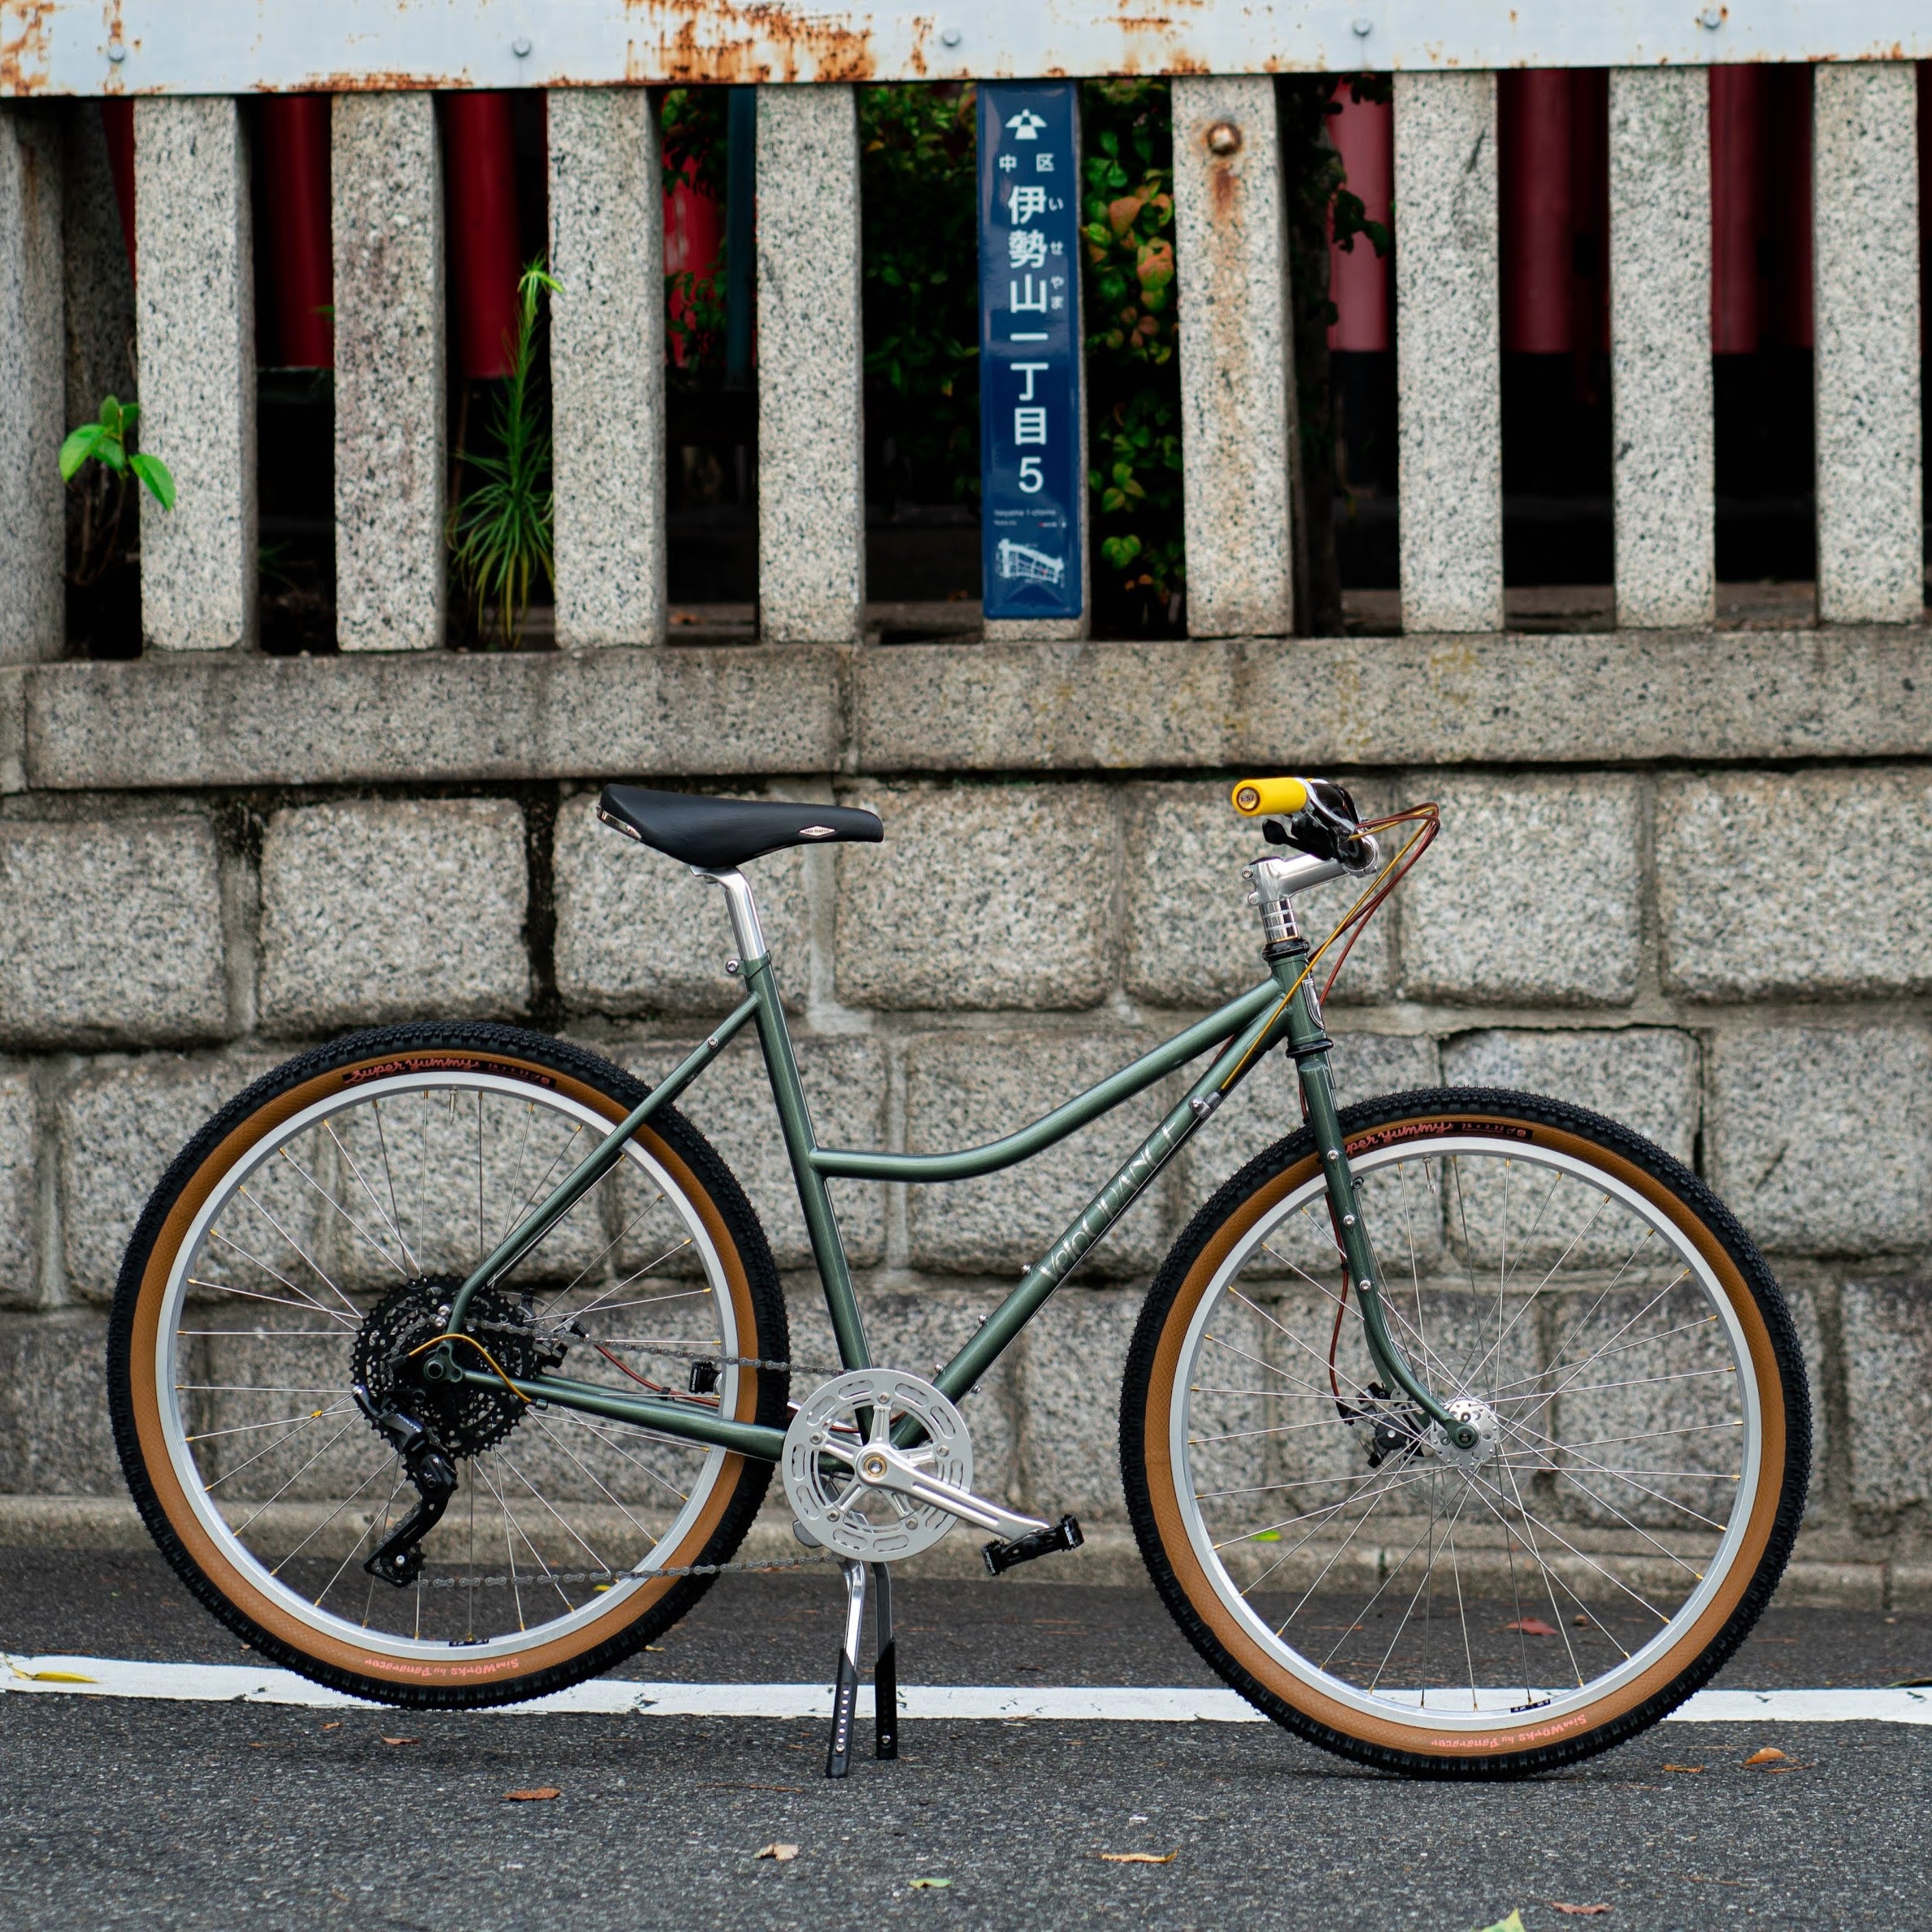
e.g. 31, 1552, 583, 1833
825, 1559, 867, 1778
871, 1562, 897, 1761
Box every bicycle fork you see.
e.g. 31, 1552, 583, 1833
1275, 944, 1481, 1454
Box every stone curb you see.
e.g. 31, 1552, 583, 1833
0, 1497, 1904, 1607
21, 629, 1932, 791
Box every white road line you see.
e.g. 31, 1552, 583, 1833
5, 1654, 1930, 1725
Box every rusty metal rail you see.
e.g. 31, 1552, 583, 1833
5, 0, 1932, 98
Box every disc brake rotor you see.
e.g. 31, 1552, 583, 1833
782, 1369, 973, 1564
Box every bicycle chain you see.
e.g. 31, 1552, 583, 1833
466, 1317, 844, 1382
420, 1552, 826, 1591
412, 1322, 838, 1589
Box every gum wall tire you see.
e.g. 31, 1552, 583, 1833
108, 1022, 790, 1710
1121, 1086, 1812, 1779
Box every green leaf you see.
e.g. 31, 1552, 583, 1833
59, 424, 106, 481
128, 450, 177, 511
1473, 1914, 1526, 1932
98, 395, 123, 434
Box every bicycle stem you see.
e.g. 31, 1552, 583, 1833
1274, 945, 1478, 1452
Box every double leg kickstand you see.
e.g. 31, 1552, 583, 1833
825, 1560, 898, 1778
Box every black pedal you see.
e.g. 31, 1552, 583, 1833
982, 1514, 1083, 1578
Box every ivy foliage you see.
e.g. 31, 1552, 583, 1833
1080, 79, 1182, 626
858, 84, 982, 507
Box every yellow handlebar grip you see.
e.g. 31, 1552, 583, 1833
1231, 777, 1310, 818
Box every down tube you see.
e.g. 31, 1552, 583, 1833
931, 989, 1292, 1405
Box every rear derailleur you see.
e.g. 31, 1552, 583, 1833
353, 1391, 458, 1588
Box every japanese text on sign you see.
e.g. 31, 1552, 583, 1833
978, 83, 1083, 621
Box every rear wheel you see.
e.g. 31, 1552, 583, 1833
1122, 1087, 1809, 1778
109, 1022, 788, 1708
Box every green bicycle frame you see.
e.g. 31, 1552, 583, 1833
428, 902, 1470, 1461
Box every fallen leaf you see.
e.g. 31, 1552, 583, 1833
1550, 1907, 1611, 1918
320, 1721, 341, 1731
756, 1843, 800, 1863
1504, 1618, 1560, 1637
380, 1737, 419, 1747
1099, 1851, 1179, 1865
907, 1877, 952, 1889
1474, 1913, 1525, 1932
1572, 1613, 1591, 1626
13, 1667, 97, 1684
1743, 1747, 1787, 1765
504, 1787, 561, 1803
1661, 1764, 1704, 1774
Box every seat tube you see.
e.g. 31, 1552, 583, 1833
746, 958, 872, 1374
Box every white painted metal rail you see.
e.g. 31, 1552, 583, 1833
5, 1, 1932, 94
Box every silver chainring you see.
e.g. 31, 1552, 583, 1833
782, 1368, 973, 1563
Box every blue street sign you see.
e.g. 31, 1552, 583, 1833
978, 82, 1083, 622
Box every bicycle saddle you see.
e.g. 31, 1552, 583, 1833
597, 784, 884, 868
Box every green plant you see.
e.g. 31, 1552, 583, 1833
859, 84, 980, 507
448, 258, 558, 647
59, 394, 174, 586
1081, 80, 1183, 623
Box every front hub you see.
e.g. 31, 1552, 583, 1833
1430, 1397, 1502, 1474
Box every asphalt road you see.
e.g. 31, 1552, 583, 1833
2, 1550, 1929, 1932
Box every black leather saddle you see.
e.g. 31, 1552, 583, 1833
597, 785, 884, 869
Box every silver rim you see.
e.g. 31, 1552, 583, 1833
1169, 1134, 1764, 1738
152, 1069, 746, 1664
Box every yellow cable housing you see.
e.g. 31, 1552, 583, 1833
1230, 776, 1310, 818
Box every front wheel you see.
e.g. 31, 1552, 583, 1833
108, 1022, 789, 1708
1122, 1087, 1810, 1778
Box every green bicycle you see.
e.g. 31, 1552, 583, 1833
108, 776, 1809, 1778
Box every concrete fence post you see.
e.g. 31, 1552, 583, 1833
1609, 67, 1713, 629
133, 96, 256, 652
1814, 63, 1923, 625
548, 89, 666, 649
332, 93, 445, 653
1393, 70, 1502, 635
755, 85, 865, 645
1172, 76, 1296, 640
0, 105, 65, 665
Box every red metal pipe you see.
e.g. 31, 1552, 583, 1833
1500, 70, 1576, 354
255, 95, 333, 369
100, 98, 136, 275
1709, 66, 1765, 354
664, 156, 724, 367
1326, 92, 1391, 353
442, 91, 523, 380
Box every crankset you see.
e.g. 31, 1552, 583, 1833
782, 1368, 1053, 1561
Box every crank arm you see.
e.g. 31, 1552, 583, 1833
850, 1440, 1048, 1541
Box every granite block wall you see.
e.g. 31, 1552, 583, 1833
0, 730, 1926, 1601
